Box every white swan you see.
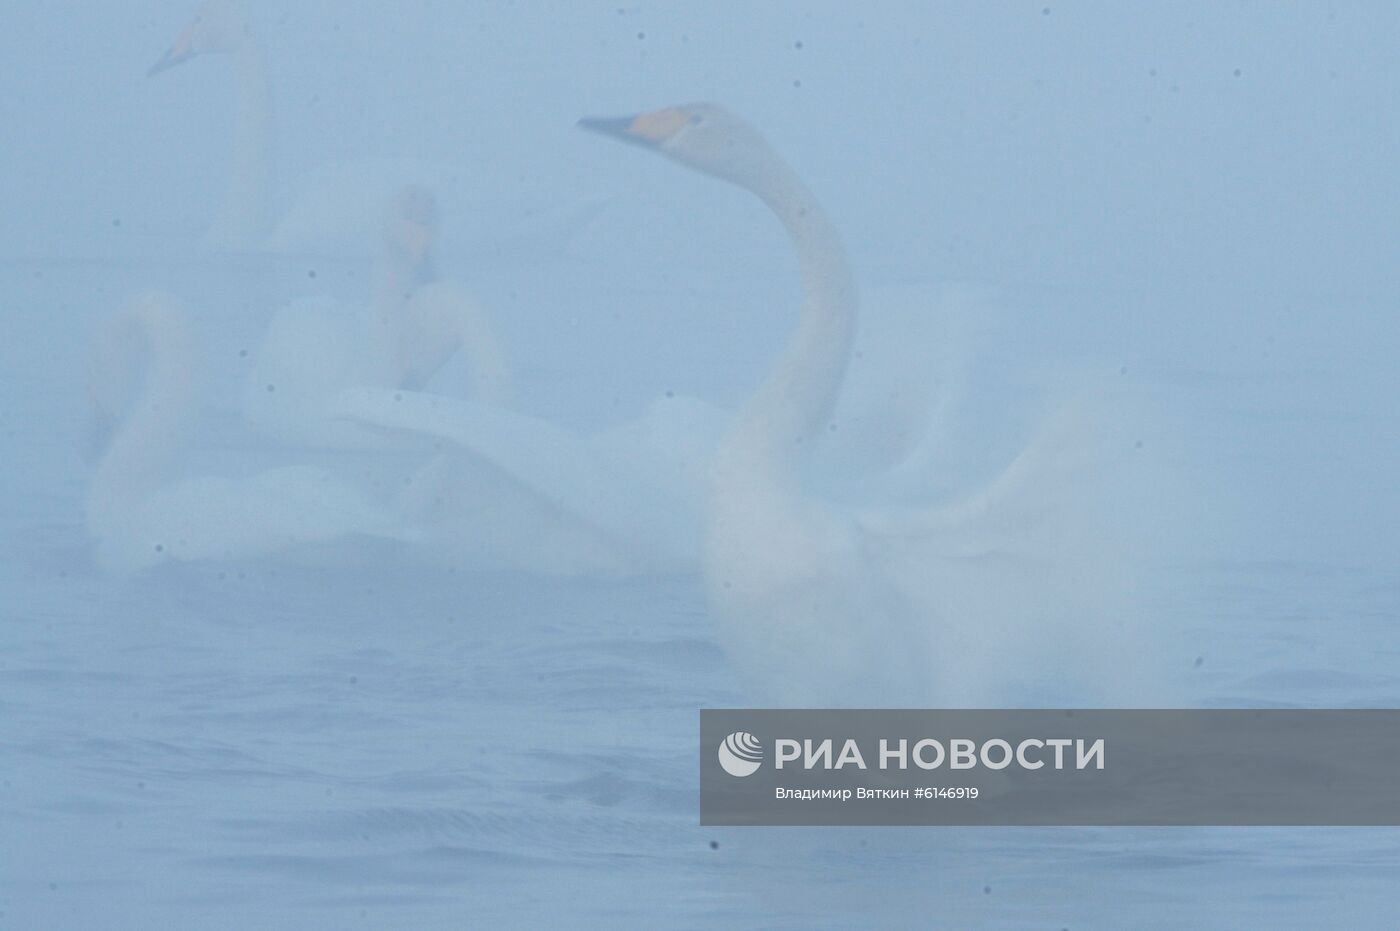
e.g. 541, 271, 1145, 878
244, 185, 511, 449
580, 104, 1148, 706
147, 1, 608, 258
85, 291, 414, 574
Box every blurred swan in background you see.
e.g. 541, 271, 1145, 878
581, 104, 1149, 705
85, 291, 414, 574
244, 185, 511, 448
148, 0, 608, 258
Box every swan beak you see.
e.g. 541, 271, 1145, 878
147, 29, 195, 76
578, 116, 654, 147
579, 109, 689, 148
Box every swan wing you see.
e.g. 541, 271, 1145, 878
817, 283, 982, 479
850, 392, 1137, 663
852, 394, 1149, 704
856, 393, 1139, 557
333, 387, 700, 561
234, 466, 420, 544
100, 466, 414, 573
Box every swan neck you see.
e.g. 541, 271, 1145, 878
87, 311, 198, 533
370, 245, 435, 382
214, 34, 274, 247
723, 160, 857, 477
373, 248, 430, 313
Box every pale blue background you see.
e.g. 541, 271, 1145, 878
2, 2, 1398, 927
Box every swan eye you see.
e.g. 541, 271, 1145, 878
689, 114, 705, 125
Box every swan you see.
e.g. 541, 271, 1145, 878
147, 1, 608, 258
243, 185, 511, 449
85, 291, 414, 574
579, 104, 1149, 705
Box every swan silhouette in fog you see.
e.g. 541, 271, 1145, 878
244, 185, 511, 448
581, 104, 1141, 705
148, 1, 608, 257
85, 292, 413, 573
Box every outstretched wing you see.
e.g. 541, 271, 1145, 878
333, 387, 706, 564
853, 390, 1155, 704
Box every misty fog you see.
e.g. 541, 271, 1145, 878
3, 1, 1398, 927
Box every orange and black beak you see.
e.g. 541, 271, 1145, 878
577, 116, 654, 148
147, 28, 195, 77
578, 108, 690, 148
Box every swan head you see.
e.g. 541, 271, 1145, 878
383, 185, 440, 272
148, 0, 253, 75
579, 103, 781, 190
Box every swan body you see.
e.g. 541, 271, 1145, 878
85, 292, 414, 574
582, 104, 1146, 706
243, 186, 511, 449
